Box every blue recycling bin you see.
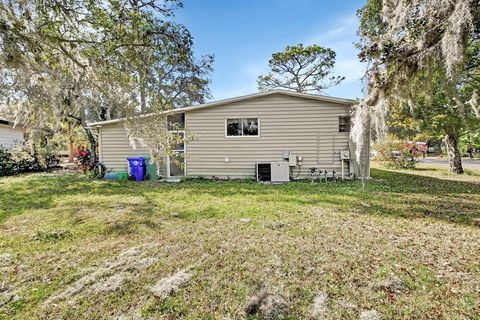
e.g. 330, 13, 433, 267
127, 157, 145, 181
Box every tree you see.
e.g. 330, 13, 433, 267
0, 0, 213, 171
257, 44, 344, 93
353, 0, 479, 174
388, 67, 480, 171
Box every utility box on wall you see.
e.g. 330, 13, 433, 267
340, 150, 350, 160
271, 161, 290, 182
256, 162, 290, 182
288, 153, 297, 167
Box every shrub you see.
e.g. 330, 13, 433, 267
374, 135, 420, 169
0, 143, 58, 176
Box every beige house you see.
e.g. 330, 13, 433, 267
90, 90, 370, 181
0, 118, 25, 148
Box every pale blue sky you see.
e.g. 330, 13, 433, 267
175, 0, 367, 101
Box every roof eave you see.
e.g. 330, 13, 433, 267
88, 90, 355, 127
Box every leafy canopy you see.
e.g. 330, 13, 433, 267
0, 0, 213, 169
352, 0, 479, 173
257, 44, 344, 94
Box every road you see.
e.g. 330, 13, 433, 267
419, 157, 480, 169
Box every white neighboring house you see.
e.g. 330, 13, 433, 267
0, 118, 25, 148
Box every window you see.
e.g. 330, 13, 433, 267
168, 132, 185, 177
170, 131, 184, 151
167, 113, 185, 130
167, 117, 185, 177
226, 118, 259, 137
226, 119, 242, 136
339, 116, 351, 133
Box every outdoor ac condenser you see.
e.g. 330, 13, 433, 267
256, 162, 290, 182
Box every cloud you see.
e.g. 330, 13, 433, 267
209, 13, 366, 101
306, 14, 358, 44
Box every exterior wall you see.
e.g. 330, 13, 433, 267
185, 94, 353, 179
0, 124, 24, 148
98, 123, 167, 175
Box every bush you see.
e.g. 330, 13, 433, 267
374, 135, 420, 169
0, 143, 57, 176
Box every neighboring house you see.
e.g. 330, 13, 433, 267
89, 90, 370, 181
0, 118, 25, 148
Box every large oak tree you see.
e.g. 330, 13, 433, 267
354, 0, 479, 174
0, 0, 212, 170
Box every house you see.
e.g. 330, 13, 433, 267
89, 90, 370, 181
0, 118, 25, 148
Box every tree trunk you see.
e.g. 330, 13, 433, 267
68, 115, 97, 165
444, 133, 464, 174
66, 122, 75, 162
139, 70, 146, 113
84, 127, 98, 164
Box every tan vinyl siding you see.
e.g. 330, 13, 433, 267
99, 123, 167, 175
0, 124, 24, 148
185, 94, 353, 179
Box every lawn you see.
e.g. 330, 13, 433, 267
0, 165, 479, 319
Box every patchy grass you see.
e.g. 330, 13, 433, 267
0, 166, 479, 319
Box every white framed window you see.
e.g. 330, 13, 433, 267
225, 118, 260, 137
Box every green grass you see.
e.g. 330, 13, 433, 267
0, 165, 479, 319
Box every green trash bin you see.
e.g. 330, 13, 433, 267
117, 172, 129, 181
141, 155, 160, 181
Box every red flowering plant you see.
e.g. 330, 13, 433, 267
374, 135, 420, 169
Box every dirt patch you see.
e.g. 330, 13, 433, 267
244, 290, 289, 320
338, 300, 357, 310
0, 253, 19, 308
265, 221, 290, 230
311, 291, 329, 318
435, 259, 476, 282
91, 272, 131, 293
360, 309, 382, 320
0, 288, 20, 308
43, 246, 156, 307
0, 254, 13, 268
151, 270, 193, 300
373, 276, 406, 293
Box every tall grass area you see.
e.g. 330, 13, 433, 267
0, 166, 478, 319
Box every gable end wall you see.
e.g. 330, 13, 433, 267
185, 94, 353, 179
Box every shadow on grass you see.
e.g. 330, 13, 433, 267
1, 169, 478, 227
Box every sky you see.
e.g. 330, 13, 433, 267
175, 0, 367, 101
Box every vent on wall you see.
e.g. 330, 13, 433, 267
256, 163, 271, 181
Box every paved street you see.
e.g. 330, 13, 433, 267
419, 157, 480, 169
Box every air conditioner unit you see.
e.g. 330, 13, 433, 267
256, 162, 290, 182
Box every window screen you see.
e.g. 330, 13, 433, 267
339, 116, 351, 133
